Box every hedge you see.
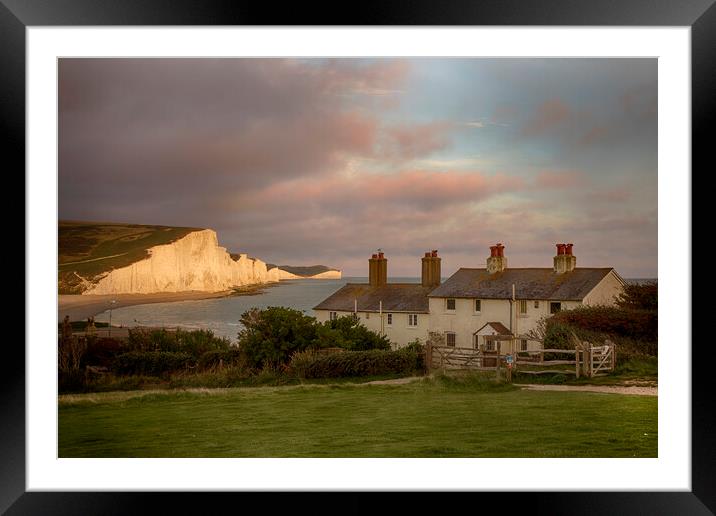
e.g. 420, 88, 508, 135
289, 347, 423, 379
112, 351, 193, 376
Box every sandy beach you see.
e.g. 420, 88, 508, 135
58, 291, 234, 321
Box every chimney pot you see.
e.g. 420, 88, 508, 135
556, 243, 565, 255
565, 243, 573, 256
378, 252, 384, 259
425, 252, 430, 257
372, 254, 377, 259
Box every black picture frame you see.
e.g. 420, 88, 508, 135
4, 0, 712, 513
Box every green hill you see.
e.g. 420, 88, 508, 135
58, 221, 202, 294
266, 264, 337, 277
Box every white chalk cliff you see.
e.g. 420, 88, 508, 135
85, 229, 280, 295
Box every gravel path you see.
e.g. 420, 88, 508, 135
514, 384, 657, 396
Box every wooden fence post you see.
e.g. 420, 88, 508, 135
495, 341, 501, 381
575, 344, 581, 379
425, 342, 432, 373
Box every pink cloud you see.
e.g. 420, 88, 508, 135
380, 122, 453, 160
534, 170, 586, 189
522, 99, 572, 136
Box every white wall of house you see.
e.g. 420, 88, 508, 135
427, 297, 581, 349
582, 270, 624, 306
314, 309, 429, 349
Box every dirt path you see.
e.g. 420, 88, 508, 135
514, 384, 657, 396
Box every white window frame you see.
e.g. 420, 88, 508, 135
534, 300, 540, 309
329, 311, 337, 321
519, 299, 528, 316
445, 298, 456, 312
484, 338, 495, 352
550, 302, 562, 314
474, 299, 482, 314
365, 312, 370, 319
408, 314, 418, 327
386, 313, 392, 326
445, 331, 456, 347
520, 339, 528, 351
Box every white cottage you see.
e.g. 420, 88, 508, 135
427, 243, 626, 352
313, 244, 625, 351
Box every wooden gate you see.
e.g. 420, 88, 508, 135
589, 343, 616, 376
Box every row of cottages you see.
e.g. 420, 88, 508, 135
313, 244, 626, 353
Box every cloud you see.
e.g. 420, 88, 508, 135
521, 99, 572, 137
534, 170, 586, 189
379, 122, 454, 161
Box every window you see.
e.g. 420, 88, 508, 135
534, 300, 539, 309
408, 314, 418, 326
474, 299, 482, 313
550, 302, 562, 314
446, 298, 456, 311
365, 312, 370, 319
387, 313, 392, 325
520, 339, 528, 351
519, 300, 527, 314
445, 332, 456, 347
473, 334, 479, 349
329, 311, 337, 321
484, 339, 495, 351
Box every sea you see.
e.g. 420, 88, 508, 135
94, 276, 654, 343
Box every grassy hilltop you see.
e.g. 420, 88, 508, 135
58, 221, 202, 294
265, 264, 337, 276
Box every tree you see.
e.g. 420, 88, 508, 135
616, 281, 657, 311
319, 315, 391, 351
237, 307, 319, 369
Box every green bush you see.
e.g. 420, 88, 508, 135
289, 348, 421, 379
237, 307, 321, 368
112, 351, 193, 376
616, 281, 657, 311
81, 336, 126, 368
317, 315, 391, 351
127, 328, 230, 357
197, 348, 244, 370
551, 305, 656, 342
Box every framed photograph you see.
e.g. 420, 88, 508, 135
6, 0, 711, 513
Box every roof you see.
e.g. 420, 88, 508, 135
474, 322, 513, 335
313, 283, 432, 313
428, 268, 615, 301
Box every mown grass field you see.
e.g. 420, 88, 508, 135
59, 377, 657, 458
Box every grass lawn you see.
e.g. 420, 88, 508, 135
59, 377, 657, 458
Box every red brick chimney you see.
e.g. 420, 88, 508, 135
369, 250, 388, 287
554, 243, 576, 273
422, 249, 441, 288
487, 243, 507, 273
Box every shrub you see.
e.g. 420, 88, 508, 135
127, 328, 231, 357
81, 337, 126, 368
112, 351, 193, 376
289, 348, 422, 379
237, 307, 321, 368
552, 305, 656, 342
616, 281, 657, 311
197, 348, 244, 370
318, 315, 391, 351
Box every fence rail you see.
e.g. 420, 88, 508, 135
425, 339, 616, 380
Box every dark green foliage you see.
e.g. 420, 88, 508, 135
127, 328, 230, 357
317, 315, 391, 351
197, 348, 244, 370
552, 305, 656, 342
81, 337, 125, 368
112, 351, 193, 376
237, 309, 392, 369
290, 348, 422, 379
58, 370, 88, 393
616, 281, 657, 311
237, 307, 321, 368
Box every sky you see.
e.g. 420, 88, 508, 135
58, 58, 657, 278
